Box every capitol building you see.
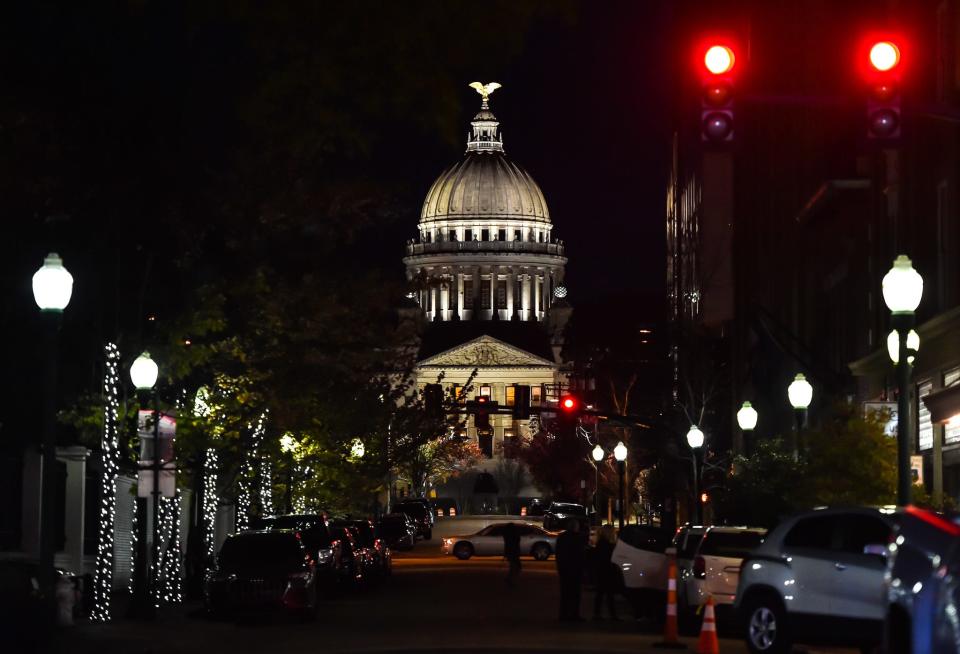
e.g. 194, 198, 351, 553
403, 84, 571, 508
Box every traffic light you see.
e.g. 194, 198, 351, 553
700, 43, 736, 143
466, 395, 498, 430
864, 39, 902, 140
423, 383, 443, 419
557, 394, 582, 419
512, 385, 531, 419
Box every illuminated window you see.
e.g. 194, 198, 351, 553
531, 386, 542, 404
453, 384, 464, 403
464, 280, 474, 309
496, 281, 507, 308
505, 386, 516, 406
479, 385, 491, 398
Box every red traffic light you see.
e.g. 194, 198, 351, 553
477, 395, 488, 403
560, 395, 578, 412
869, 41, 900, 72
703, 44, 735, 75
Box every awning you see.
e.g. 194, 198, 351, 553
922, 385, 960, 425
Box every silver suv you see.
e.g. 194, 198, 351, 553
734, 506, 894, 654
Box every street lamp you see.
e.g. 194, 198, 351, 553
736, 401, 758, 455
886, 329, 920, 365
686, 426, 704, 524
591, 444, 604, 522
787, 374, 813, 460
130, 351, 160, 618
32, 253, 73, 622
613, 441, 627, 529
883, 254, 924, 506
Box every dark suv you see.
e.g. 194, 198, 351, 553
253, 514, 343, 594
204, 530, 318, 619
543, 502, 588, 531
394, 499, 434, 540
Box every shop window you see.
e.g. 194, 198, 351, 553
919, 381, 934, 451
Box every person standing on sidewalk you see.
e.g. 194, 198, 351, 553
591, 525, 619, 620
555, 518, 586, 621
502, 522, 521, 587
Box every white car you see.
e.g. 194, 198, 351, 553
442, 522, 557, 561
678, 526, 765, 614
734, 507, 893, 654
610, 525, 673, 616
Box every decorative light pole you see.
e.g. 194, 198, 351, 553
736, 401, 758, 455
613, 441, 627, 529
130, 351, 159, 618
31, 253, 73, 621
883, 254, 924, 506
591, 443, 604, 523
686, 425, 705, 524
787, 374, 813, 460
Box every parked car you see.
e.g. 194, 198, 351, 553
609, 524, 673, 617
394, 499, 435, 539
332, 519, 391, 581
674, 523, 707, 573
678, 526, 765, 622
379, 513, 417, 550
734, 506, 894, 654
328, 524, 365, 587
442, 522, 557, 560
885, 505, 960, 654
543, 502, 589, 531
204, 530, 319, 619
253, 513, 344, 594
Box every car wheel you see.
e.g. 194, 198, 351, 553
744, 594, 790, 654
531, 542, 551, 561
454, 542, 474, 560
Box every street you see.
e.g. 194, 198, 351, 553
45, 518, 861, 654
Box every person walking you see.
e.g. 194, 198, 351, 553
592, 525, 619, 620
555, 518, 587, 621
503, 522, 521, 587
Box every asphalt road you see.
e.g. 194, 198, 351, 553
44, 517, 854, 654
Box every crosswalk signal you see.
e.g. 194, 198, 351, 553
864, 39, 902, 140
700, 43, 736, 143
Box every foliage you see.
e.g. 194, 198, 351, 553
715, 438, 807, 528
492, 456, 529, 498
505, 419, 593, 501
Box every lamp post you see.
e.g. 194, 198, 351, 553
787, 374, 813, 460
736, 401, 758, 455
280, 434, 298, 514
592, 444, 603, 523
613, 441, 627, 529
32, 253, 73, 621
130, 351, 159, 618
686, 425, 705, 524
883, 255, 924, 506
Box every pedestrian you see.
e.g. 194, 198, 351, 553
555, 517, 587, 621
592, 525, 619, 620
503, 522, 521, 587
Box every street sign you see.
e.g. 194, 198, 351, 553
137, 410, 177, 498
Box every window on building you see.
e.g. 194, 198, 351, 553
498, 228, 507, 241
945, 368, 960, 444
448, 229, 457, 242
480, 282, 491, 309
514, 229, 522, 241
463, 280, 474, 309
505, 385, 516, 406
465, 229, 473, 241
531, 385, 542, 405
496, 280, 507, 309
481, 229, 489, 241
919, 380, 934, 451
453, 383, 464, 403
479, 385, 491, 398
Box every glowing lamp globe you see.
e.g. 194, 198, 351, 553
592, 444, 604, 462
130, 352, 159, 390
686, 425, 705, 449
280, 433, 298, 454
737, 401, 758, 431
704, 45, 735, 75
788, 374, 813, 410
883, 255, 923, 315
887, 329, 920, 364
32, 253, 74, 312
869, 41, 900, 72
351, 438, 365, 459
613, 441, 628, 462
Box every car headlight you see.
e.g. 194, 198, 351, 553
317, 548, 333, 563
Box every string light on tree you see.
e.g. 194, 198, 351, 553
202, 448, 218, 567
253, 411, 273, 516
91, 343, 121, 622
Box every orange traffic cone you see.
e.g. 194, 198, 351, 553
653, 555, 685, 649
697, 595, 720, 654
520, 506, 527, 516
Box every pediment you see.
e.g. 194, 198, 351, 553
418, 335, 555, 368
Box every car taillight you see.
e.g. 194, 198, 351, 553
694, 556, 706, 579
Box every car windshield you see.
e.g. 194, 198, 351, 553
700, 531, 765, 558
550, 504, 585, 515
218, 533, 305, 572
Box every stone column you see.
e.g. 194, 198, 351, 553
450, 272, 460, 320
472, 266, 482, 319
506, 268, 515, 319
541, 273, 550, 313
489, 266, 497, 320
57, 446, 90, 577
433, 284, 442, 321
